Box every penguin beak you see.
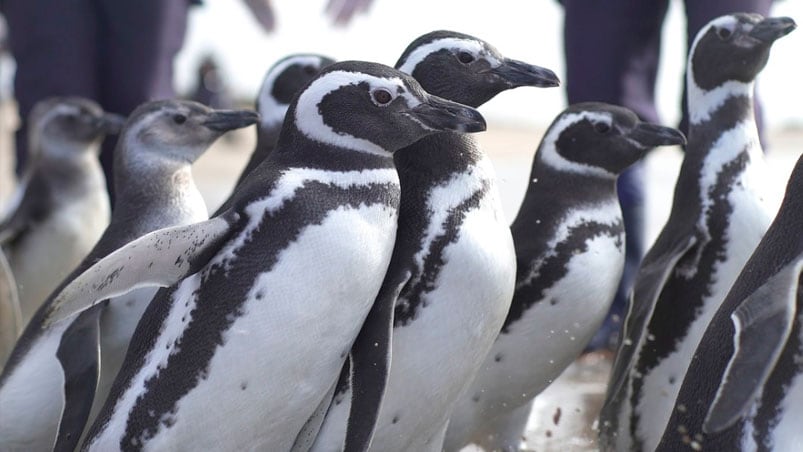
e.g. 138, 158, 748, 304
489, 59, 560, 88
92, 113, 126, 135
628, 123, 686, 148
407, 95, 486, 133
203, 110, 260, 132
748, 16, 796, 43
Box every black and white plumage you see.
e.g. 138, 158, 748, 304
235, 53, 335, 185
599, 14, 796, 452
444, 103, 686, 452
45, 61, 486, 451
656, 152, 803, 451
0, 100, 258, 452
0, 97, 122, 327
311, 30, 559, 452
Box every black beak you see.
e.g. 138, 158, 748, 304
749, 16, 796, 43
629, 123, 686, 147
94, 113, 126, 135
490, 59, 560, 88
203, 109, 260, 132
408, 95, 486, 133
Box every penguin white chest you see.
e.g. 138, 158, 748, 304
93, 203, 397, 451
0, 323, 71, 451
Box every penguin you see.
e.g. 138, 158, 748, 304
235, 53, 335, 185
310, 30, 559, 452
43, 61, 486, 451
599, 14, 796, 452
442, 103, 686, 452
655, 153, 803, 450
0, 247, 19, 366
0, 97, 121, 326
0, 100, 258, 452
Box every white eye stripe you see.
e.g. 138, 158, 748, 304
539, 111, 616, 178
294, 70, 418, 156
258, 55, 328, 127
397, 37, 499, 74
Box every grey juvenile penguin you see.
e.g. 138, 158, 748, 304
0, 97, 121, 326
0, 100, 258, 452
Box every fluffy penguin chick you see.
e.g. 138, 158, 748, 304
0, 97, 121, 326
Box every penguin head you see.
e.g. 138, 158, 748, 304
28, 97, 124, 159
120, 99, 259, 164
538, 102, 686, 177
256, 53, 336, 128
395, 30, 559, 107
284, 60, 486, 155
689, 13, 795, 91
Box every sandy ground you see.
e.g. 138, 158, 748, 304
1, 103, 801, 451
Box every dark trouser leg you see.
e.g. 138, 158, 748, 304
4, 0, 98, 174
563, 0, 668, 351
679, 0, 774, 146
95, 0, 191, 202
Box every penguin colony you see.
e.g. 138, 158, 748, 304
0, 13, 798, 452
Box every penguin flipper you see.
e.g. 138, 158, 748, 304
53, 307, 102, 452
44, 211, 240, 327
604, 233, 698, 411
0, 176, 49, 246
343, 271, 410, 452
703, 257, 803, 434
0, 249, 21, 365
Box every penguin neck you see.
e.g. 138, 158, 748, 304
38, 144, 105, 192
393, 131, 482, 185
254, 120, 282, 157
273, 123, 395, 172
514, 157, 618, 225
113, 154, 204, 229
681, 84, 759, 191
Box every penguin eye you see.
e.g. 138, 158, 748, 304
717, 27, 733, 40
457, 51, 475, 64
594, 122, 611, 134
371, 89, 393, 106
173, 114, 187, 125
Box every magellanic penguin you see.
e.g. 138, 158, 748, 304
44, 61, 486, 451
443, 103, 687, 452
310, 30, 559, 452
0, 97, 121, 326
235, 53, 335, 185
656, 154, 803, 450
0, 100, 258, 452
599, 14, 796, 452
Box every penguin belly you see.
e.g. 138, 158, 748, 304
88, 204, 397, 451
376, 197, 515, 451
446, 232, 624, 451
0, 323, 71, 451
10, 195, 109, 323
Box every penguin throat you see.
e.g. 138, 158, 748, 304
688, 79, 753, 125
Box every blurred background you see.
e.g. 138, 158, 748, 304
172, 0, 803, 130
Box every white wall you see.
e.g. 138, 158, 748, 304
175, 0, 803, 131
